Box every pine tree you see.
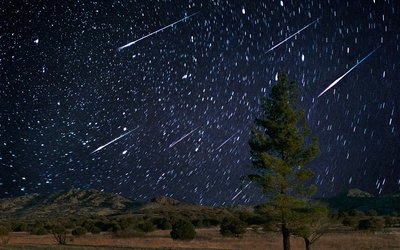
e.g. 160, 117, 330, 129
248, 72, 320, 250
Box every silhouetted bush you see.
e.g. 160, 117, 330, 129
72, 227, 87, 237
91, 226, 101, 234
348, 209, 365, 217
153, 218, 172, 230
358, 217, 385, 231
138, 221, 155, 233
13, 222, 28, 232
220, 217, 247, 237
51, 225, 67, 245
342, 216, 359, 227
367, 209, 378, 216
0, 225, 9, 245
170, 219, 196, 241
0, 226, 10, 236
31, 227, 48, 235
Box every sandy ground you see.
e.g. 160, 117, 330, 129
0, 228, 399, 250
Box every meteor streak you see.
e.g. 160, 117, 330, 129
118, 12, 198, 51
215, 133, 237, 151
169, 127, 199, 148
90, 127, 138, 154
318, 46, 381, 97
231, 183, 251, 201
265, 18, 320, 54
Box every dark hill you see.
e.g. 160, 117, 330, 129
320, 189, 400, 215
0, 189, 141, 219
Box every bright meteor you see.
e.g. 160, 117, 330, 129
318, 46, 381, 97
265, 18, 320, 54
90, 127, 138, 154
215, 133, 237, 151
231, 183, 251, 201
169, 127, 199, 148
118, 12, 198, 51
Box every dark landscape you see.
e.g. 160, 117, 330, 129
0, 188, 399, 249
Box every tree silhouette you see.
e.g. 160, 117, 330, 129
248, 71, 320, 250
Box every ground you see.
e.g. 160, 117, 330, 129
0, 227, 399, 250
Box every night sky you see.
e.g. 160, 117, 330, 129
1, 0, 399, 205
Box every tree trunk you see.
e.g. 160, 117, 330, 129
304, 238, 311, 250
282, 224, 290, 250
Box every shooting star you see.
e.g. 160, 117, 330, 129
231, 183, 251, 201
265, 18, 320, 54
118, 12, 198, 51
169, 127, 199, 148
90, 127, 138, 154
318, 46, 381, 97
215, 133, 237, 151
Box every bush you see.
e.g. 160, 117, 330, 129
358, 217, 385, 231
91, 226, 101, 234
342, 216, 358, 227
13, 223, 28, 232
0, 226, 10, 236
31, 227, 48, 235
72, 227, 87, 237
367, 209, 378, 216
220, 217, 247, 237
138, 221, 155, 233
170, 219, 196, 241
51, 225, 67, 245
154, 218, 172, 230
348, 209, 365, 217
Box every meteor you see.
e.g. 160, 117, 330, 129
215, 133, 237, 151
318, 46, 381, 97
265, 18, 320, 54
231, 183, 251, 201
118, 12, 198, 51
169, 127, 199, 148
90, 127, 138, 154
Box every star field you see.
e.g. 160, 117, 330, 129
1, 0, 399, 205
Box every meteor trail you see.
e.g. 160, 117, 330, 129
169, 127, 199, 148
215, 133, 237, 151
318, 46, 381, 97
231, 183, 251, 201
90, 127, 138, 154
265, 18, 319, 54
118, 12, 198, 51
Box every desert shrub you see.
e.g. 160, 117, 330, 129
384, 216, 400, 227
138, 221, 155, 233
342, 216, 359, 227
220, 217, 247, 237
0, 225, 9, 245
367, 209, 378, 216
31, 227, 48, 235
91, 226, 101, 234
191, 219, 204, 228
13, 222, 28, 232
153, 218, 172, 230
358, 217, 385, 231
348, 209, 365, 217
72, 227, 87, 237
82, 220, 96, 232
170, 219, 196, 241
0, 225, 10, 236
119, 217, 139, 230
111, 223, 122, 233
51, 225, 67, 245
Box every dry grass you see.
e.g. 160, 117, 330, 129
1, 228, 399, 250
